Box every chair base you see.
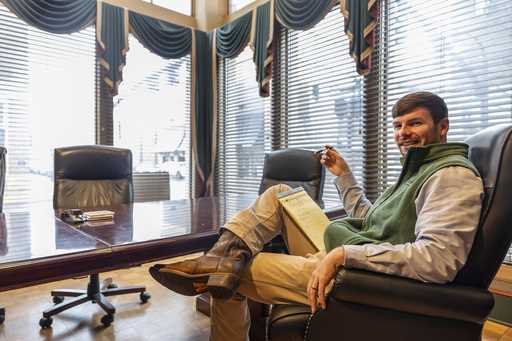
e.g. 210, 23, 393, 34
39, 273, 150, 329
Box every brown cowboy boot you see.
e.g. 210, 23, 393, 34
149, 230, 252, 299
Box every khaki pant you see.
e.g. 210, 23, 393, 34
210, 184, 326, 341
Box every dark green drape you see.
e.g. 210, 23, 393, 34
129, 12, 192, 59
0, 0, 95, 34
275, 0, 334, 30
194, 30, 214, 196
341, 0, 378, 76
98, 2, 127, 96
253, 3, 272, 97
215, 11, 252, 58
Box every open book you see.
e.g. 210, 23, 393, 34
277, 187, 330, 251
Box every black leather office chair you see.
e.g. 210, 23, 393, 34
248, 148, 325, 340
39, 145, 150, 329
0, 146, 5, 325
258, 148, 325, 199
267, 124, 512, 341
259, 148, 325, 253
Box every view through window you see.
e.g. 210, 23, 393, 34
114, 36, 191, 200
281, 7, 364, 208
144, 0, 192, 16
377, 0, 512, 191
217, 47, 271, 201
0, 4, 96, 206
229, 0, 255, 13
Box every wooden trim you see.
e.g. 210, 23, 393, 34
100, 0, 198, 29
222, 0, 269, 26
490, 264, 512, 296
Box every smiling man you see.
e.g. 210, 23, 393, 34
150, 91, 484, 341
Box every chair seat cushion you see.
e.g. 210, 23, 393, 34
268, 304, 311, 341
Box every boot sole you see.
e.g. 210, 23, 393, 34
149, 266, 239, 299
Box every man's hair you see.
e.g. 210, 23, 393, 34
391, 91, 448, 124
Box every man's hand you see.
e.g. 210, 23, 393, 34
319, 145, 351, 177
307, 247, 345, 313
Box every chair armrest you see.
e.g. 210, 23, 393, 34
329, 268, 494, 323
323, 206, 346, 220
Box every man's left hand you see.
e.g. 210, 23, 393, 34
307, 247, 345, 313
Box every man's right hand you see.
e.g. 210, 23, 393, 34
319, 145, 351, 177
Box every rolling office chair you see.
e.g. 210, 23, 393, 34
39, 145, 150, 328
0, 146, 5, 325
252, 148, 326, 340
267, 124, 512, 341
259, 148, 326, 253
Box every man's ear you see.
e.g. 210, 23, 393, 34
438, 118, 449, 142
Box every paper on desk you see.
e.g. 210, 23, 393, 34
83, 210, 115, 221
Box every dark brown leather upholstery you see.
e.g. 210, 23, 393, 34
267, 124, 512, 341
249, 148, 325, 341
43, 145, 147, 328
258, 148, 325, 201
54, 145, 133, 209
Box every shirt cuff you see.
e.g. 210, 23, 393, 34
335, 172, 358, 192
342, 244, 368, 269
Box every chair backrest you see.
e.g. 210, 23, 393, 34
53, 145, 134, 209
258, 148, 325, 201
455, 124, 512, 288
0, 147, 6, 212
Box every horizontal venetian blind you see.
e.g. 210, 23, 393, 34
373, 0, 512, 190
280, 7, 365, 207
216, 47, 271, 196
0, 3, 96, 206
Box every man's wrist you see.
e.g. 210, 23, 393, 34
332, 246, 346, 267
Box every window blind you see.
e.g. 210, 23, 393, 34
216, 47, 271, 196
370, 0, 512, 192
0, 3, 96, 206
277, 7, 365, 208
114, 36, 191, 200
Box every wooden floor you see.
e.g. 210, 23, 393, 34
0, 254, 210, 341
0, 254, 510, 341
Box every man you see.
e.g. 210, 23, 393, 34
150, 92, 483, 341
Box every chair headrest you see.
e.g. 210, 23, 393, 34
455, 124, 512, 287
262, 148, 323, 181
54, 145, 132, 180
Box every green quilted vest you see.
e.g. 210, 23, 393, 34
324, 143, 479, 252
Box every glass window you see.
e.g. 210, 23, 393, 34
229, 0, 254, 13
279, 7, 364, 208
217, 47, 271, 197
371, 0, 512, 192
0, 3, 96, 206
145, 0, 192, 16
114, 36, 191, 200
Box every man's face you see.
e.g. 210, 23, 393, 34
392, 107, 448, 156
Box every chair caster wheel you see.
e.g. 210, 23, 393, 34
39, 317, 53, 328
140, 292, 151, 303
52, 296, 64, 304
106, 283, 118, 289
101, 314, 114, 327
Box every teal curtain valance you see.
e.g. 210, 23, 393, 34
275, 0, 335, 30
215, 11, 252, 58
253, 2, 272, 97
97, 2, 128, 96
0, 0, 95, 34
341, 0, 378, 76
129, 12, 192, 59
